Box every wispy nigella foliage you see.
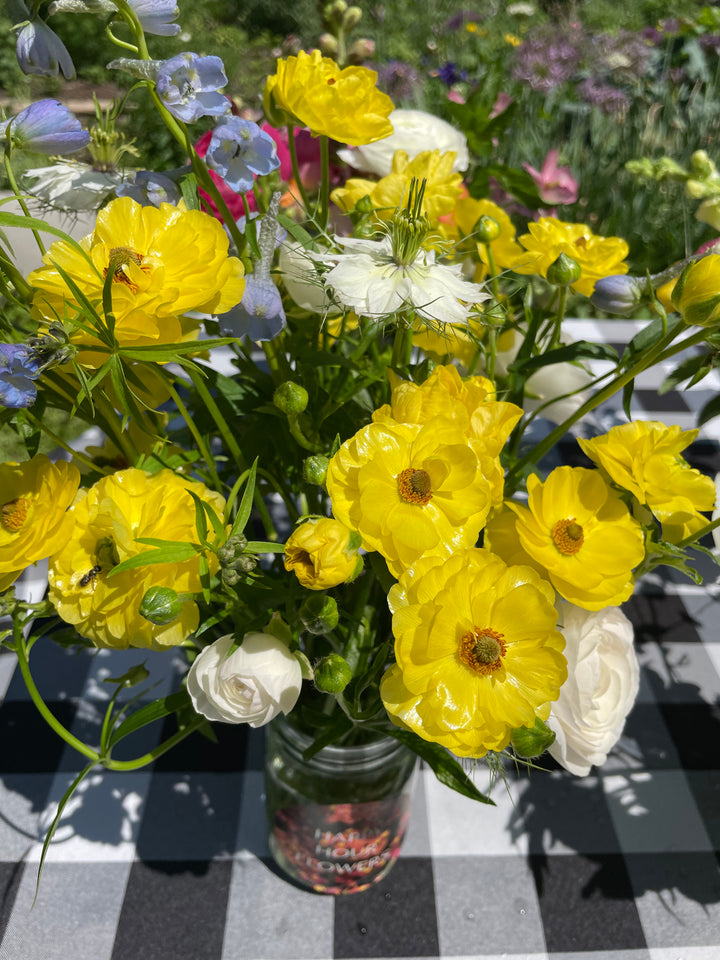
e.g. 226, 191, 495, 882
512, 29, 581, 91
116, 170, 181, 206
156, 53, 230, 123
15, 17, 75, 79
0, 100, 90, 154
205, 117, 280, 193
219, 193, 286, 342
0, 344, 42, 409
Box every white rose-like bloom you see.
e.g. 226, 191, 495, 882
187, 633, 302, 726
319, 235, 486, 325
336, 109, 469, 176
524, 361, 595, 424
547, 602, 639, 776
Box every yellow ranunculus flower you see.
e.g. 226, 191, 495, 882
28, 197, 245, 352
508, 217, 629, 297
372, 365, 522, 503
505, 466, 645, 610
578, 421, 716, 543
380, 548, 567, 757
263, 50, 394, 146
327, 418, 493, 579
331, 149, 463, 224
48, 468, 226, 650
0, 455, 80, 591
284, 517, 362, 590
670, 253, 720, 326
449, 195, 525, 277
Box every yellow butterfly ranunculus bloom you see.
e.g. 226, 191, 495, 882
380, 548, 567, 757
28, 197, 245, 353
0, 455, 80, 591
447, 195, 525, 277
48, 468, 226, 650
506, 466, 645, 609
263, 50, 394, 146
372, 364, 522, 503
327, 418, 493, 579
331, 149, 463, 224
670, 253, 720, 327
508, 217, 629, 297
578, 421, 716, 543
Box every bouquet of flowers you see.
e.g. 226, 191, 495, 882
2, 0, 719, 893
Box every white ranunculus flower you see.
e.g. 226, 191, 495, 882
547, 602, 639, 776
187, 632, 302, 726
524, 361, 595, 424
336, 109, 469, 176
319, 235, 486, 325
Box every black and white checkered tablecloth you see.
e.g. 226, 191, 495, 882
1, 320, 719, 960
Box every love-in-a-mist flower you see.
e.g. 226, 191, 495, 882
0, 455, 80, 592
15, 17, 75, 79
508, 217, 629, 297
155, 53, 229, 123
522, 149, 578, 206
0, 100, 89, 154
504, 466, 645, 610
0, 344, 42, 409
205, 117, 280, 193
578, 422, 716, 543
380, 548, 567, 757
327, 418, 494, 579
24, 161, 121, 211
28, 196, 245, 352
48, 468, 226, 650
263, 49, 394, 146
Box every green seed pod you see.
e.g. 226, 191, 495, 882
314, 653, 353, 693
510, 717, 556, 758
273, 381, 309, 414
139, 586, 183, 625
299, 594, 339, 634
546, 252, 582, 287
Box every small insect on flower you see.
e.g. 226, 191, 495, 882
78, 565, 102, 588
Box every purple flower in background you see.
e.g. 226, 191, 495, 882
0, 100, 89, 154
128, 0, 181, 36
435, 62, 467, 86
0, 344, 42, 409
15, 18, 75, 79
512, 28, 581, 91
589, 30, 653, 81
219, 276, 286, 342
205, 117, 280, 193
375, 61, 422, 102
156, 53, 230, 123
116, 170, 181, 206
578, 78, 630, 115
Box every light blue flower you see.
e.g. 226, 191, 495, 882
0, 344, 41, 409
0, 100, 90, 154
590, 274, 645, 316
116, 170, 181, 206
219, 276, 286, 342
15, 18, 75, 79
156, 53, 230, 123
205, 117, 280, 193
128, 0, 181, 36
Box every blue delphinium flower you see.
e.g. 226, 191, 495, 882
156, 53, 230, 123
15, 17, 75, 79
0, 344, 42, 409
128, 0, 181, 36
219, 192, 286, 342
116, 170, 181, 206
205, 117, 280, 193
0, 100, 90, 154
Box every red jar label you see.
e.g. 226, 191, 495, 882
271, 796, 412, 894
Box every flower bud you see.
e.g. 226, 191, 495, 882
299, 594, 340, 634
546, 252, 582, 287
139, 586, 183, 625
348, 38, 375, 64
221, 566, 242, 587
314, 653, 353, 692
510, 717, 556, 758
690, 149, 715, 179
217, 534, 248, 565
590, 274, 645, 316
319, 32, 339, 57
284, 517, 363, 589
303, 454, 330, 486
474, 214, 501, 244
671, 254, 720, 327
344, 6, 363, 29
354, 194, 375, 215
273, 380, 309, 414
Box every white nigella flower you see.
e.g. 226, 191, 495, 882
318, 180, 486, 326
23, 160, 123, 212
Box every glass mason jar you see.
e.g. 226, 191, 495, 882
265, 716, 417, 895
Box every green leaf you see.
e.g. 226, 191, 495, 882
698, 391, 720, 427
277, 214, 315, 249
510, 340, 618, 374
229, 458, 258, 537
107, 542, 201, 577
104, 663, 150, 688
117, 338, 239, 362
108, 690, 191, 748
179, 172, 200, 210
244, 541, 285, 553
622, 378, 635, 420
659, 353, 711, 394
382, 727, 494, 804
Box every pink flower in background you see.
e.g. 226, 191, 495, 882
523, 149, 578, 206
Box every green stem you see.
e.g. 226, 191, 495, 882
675, 515, 720, 549
3, 150, 46, 256
163, 375, 222, 487
286, 124, 312, 214
390, 322, 412, 373
315, 135, 330, 233
0, 248, 33, 300
186, 366, 246, 470
102, 715, 207, 771
21, 410, 109, 475
550, 286, 568, 347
